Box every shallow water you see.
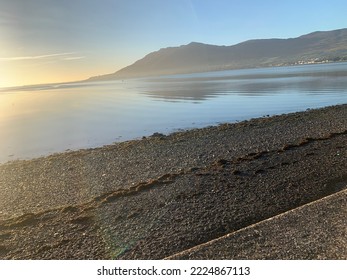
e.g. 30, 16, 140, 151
1, 62, 347, 163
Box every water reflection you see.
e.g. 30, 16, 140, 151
139, 64, 347, 101
140, 81, 229, 102
1, 63, 347, 163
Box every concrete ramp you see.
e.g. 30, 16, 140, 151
166, 189, 347, 260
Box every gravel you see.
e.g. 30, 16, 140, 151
0, 104, 346, 259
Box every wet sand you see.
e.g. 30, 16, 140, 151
0, 104, 346, 259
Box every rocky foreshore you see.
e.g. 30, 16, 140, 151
0, 104, 346, 259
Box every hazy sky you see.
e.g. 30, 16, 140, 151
0, 0, 346, 87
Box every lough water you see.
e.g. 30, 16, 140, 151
1, 62, 347, 163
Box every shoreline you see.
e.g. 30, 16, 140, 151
0, 103, 346, 259
1, 103, 347, 166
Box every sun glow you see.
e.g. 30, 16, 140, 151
0, 61, 19, 88
0, 62, 85, 88
0, 53, 122, 88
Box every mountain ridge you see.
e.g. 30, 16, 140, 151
88, 28, 347, 81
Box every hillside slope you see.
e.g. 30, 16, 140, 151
89, 28, 347, 81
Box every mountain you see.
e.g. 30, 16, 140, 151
88, 28, 347, 81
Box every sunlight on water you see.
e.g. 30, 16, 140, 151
1, 63, 347, 163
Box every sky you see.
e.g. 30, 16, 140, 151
0, 0, 346, 88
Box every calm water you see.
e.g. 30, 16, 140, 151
1, 62, 347, 163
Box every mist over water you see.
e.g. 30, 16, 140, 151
1, 63, 347, 163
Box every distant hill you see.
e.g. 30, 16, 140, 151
88, 28, 347, 81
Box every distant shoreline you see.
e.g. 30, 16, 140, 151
87, 60, 347, 82
2, 60, 347, 92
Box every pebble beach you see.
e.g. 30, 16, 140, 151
0, 104, 346, 259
